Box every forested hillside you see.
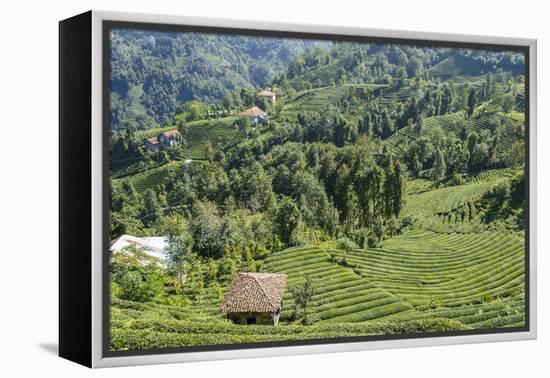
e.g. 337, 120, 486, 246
108, 30, 527, 351
110, 30, 524, 131
110, 29, 330, 129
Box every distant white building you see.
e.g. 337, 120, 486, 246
110, 235, 169, 263
257, 89, 276, 103
238, 106, 268, 126
144, 129, 179, 152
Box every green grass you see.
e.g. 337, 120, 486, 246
110, 297, 467, 350
134, 116, 238, 140
185, 117, 241, 159
112, 161, 182, 193
283, 84, 384, 114
112, 116, 242, 189
384, 111, 524, 161
110, 173, 525, 350
428, 54, 487, 80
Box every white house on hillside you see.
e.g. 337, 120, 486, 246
110, 235, 169, 263
238, 106, 268, 126
144, 129, 179, 152
257, 89, 276, 103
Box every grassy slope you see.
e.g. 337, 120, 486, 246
429, 54, 487, 80
110, 74, 525, 347
282, 84, 385, 114
112, 116, 241, 192
111, 167, 525, 349
111, 160, 182, 193
384, 111, 523, 159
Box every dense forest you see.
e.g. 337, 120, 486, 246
110, 29, 524, 130
108, 30, 527, 351
110, 29, 330, 129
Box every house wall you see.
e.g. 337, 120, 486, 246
159, 134, 176, 147
227, 311, 278, 326
144, 142, 160, 152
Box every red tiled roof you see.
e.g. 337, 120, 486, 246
145, 136, 159, 144
161, 129, 179, 138
257, 90, 276, 97
221, 272, 287, 313
238, 106, 267, 117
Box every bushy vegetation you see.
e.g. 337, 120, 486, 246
110, 295, 468, 350
107, 30, 527, 351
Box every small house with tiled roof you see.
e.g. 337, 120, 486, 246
221, 272, 287, 325
238, 106, 268, 126
144, 129, 179, 152
257, 89, 276, 103
159, 129, 179, 146
144, 136, 161, 152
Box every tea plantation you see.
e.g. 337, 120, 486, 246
110, 168, 525, 350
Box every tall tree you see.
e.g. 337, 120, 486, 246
141, 189, 161, 225
164, 215, 195, 296
391, 159, 404, 217
290, 275, 316, 324
433, 148, 447, 184
272, 197, 301, 246
467, 88, 477, 118
414, 115, 424, 135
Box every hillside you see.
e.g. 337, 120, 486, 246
110, 33, 525, 131
110, 168, 524, 350
107, 30, 527, 352
384, 111, 524, 164
110, 29, 330, 129
428, 54, 488, 80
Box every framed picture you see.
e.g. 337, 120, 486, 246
59, 10, 537, 368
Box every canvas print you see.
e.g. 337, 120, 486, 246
107, 26, 527, 353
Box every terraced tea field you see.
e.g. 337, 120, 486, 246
283, 84, 384, 114
375, 85, 422, 106
111, 160, 183, 193
262, 229, 524, 328
384, 111, 523, 160
428, 55, 487, 80
268, 170, 525, 326
111, 116, 243, 192
264, 245, 414, 322
110, 168, 524, 351
110, 297, 466, 350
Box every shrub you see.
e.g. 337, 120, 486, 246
336, 237, 358, 253
113, 267, 164, 303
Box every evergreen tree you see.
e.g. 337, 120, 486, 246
272, 197, 301, 246
290, 276, 316, 324
141, 189, 161, 225
467, 88, 477, 118
433, 148, 447, 184
485, 73, 493, 100
164, 215, 195, 296
392, 159, 404, 217
414, 115, 424, 135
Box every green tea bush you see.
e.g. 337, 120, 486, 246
111, 263, 164, 303
109, 317, 468, 351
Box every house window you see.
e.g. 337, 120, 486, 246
246, 317, 256, 325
